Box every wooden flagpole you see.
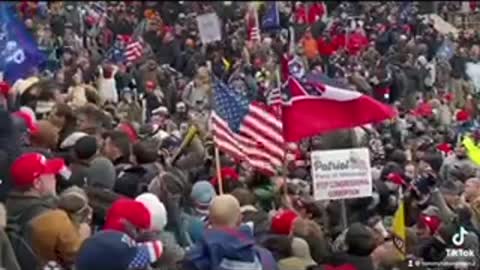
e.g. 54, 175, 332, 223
214, 146, 224, 194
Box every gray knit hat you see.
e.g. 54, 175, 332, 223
87, 157, 116, 190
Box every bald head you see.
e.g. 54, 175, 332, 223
465, 178, 480, 202
209, 194, 241, 228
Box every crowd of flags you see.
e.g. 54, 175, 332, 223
0, 1, 409, 258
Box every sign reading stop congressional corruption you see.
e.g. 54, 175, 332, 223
311, 148, 372, 201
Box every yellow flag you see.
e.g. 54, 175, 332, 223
392, 197, 406, 260
222, 58, 231, 71
462, 135, 480, 166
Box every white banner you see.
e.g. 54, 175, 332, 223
196, 13, 222, 44
311, 148, 372, 201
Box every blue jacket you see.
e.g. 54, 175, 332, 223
183, 225, 277, 270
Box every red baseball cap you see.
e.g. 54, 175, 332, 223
11, 153, 65, 188
104, 198, 151, 234
12, 110, 38, 134
271, 210, 298, 235
145, 81, 156, 90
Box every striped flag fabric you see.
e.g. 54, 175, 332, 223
246, 3, 261, 41
129, 241, 163, 268
115, 35, 144, 64
124, 40, 143, 63
266, 87, 282, 106
212, 80, 284, 175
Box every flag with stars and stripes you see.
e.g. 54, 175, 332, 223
106, 35, 143, 64
266, 87, 282, 106
118, 35, 144, 64
128, 241, 163, 269
124, 40, 143, 63
212, 80, 284, 175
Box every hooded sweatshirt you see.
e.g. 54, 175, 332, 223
183, 225, 277, 270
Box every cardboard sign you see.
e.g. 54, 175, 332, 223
311, 148, 372, 201
196, 13, 222, 44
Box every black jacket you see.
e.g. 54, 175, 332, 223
0, 109, 21, 201
114, 163, 160, 198
450, 55, 468, 80
68, 160, 91, 188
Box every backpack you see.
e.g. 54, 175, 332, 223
6, 204, 48, 270
148, 165, 191, 246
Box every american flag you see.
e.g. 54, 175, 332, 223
265, 86, 283, 118
246, 3, 261, 41
124, 40, 143, 63
266, 87, 282, 106
115, 35, 144, 64
212, 81, 284, 174
128, 241, 163, 268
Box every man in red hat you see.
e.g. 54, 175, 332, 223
5, 153, 66, 269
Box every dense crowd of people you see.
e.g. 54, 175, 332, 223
1, 1, 480, 270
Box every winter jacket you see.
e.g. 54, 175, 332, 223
182, 226, 277, 270
5, 192, 57, 270
0, 228, 20, 270
118, 101, 143, 123
30, 209, 86, 267
114, 164, 158, 198
0, 109, 21, 201
451, 55, 468, 80
68, 160, 90, 188
439, 155, 475, 183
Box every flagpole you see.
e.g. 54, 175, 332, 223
214, 146, 224, 194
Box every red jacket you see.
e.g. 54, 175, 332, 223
346, 32, 369, 56
331, 34, 346, 51
307, 3, 326, 24
317, 37, 335, 57
294, 3, 326, 25
294, 6, 307, 24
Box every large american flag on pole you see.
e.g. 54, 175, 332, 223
212, 80, 284, 174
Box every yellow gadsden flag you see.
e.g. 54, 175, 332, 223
462, 135, 480, 166
392, 196, 406, 260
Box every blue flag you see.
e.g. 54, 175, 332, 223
261, 2, 280, 31
104, 40, 126, 64
0, 3, 46, 84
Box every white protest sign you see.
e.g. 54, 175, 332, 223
196, 13, 222, 44
311, 148, 372, 201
